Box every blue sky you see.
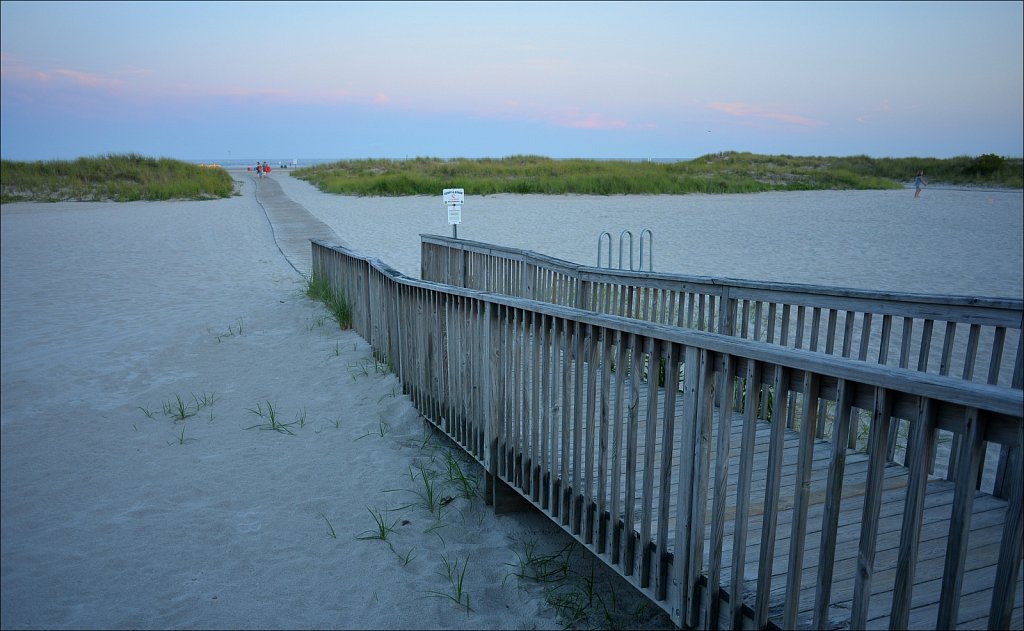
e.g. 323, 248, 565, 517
2, 1, 1022, 161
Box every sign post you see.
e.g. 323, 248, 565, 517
443, 188, 464, 239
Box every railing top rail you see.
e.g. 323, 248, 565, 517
421, 233, 579, 275
420, 234, 1024, 315
317, 239, 1024, 428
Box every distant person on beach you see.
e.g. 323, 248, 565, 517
914, 170, 926, 197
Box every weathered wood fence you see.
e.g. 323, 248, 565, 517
421, 235, 1023, 499
312, 238, 1023, 630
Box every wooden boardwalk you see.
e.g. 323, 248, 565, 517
249, 173, 340, 277
502, 375, 1021, 630
311, 221, 1023, 630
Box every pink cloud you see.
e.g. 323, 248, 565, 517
1, 54, 330, 106
483, 100, 639, 131
50, 68, 124, 90
856, 99, 922, 124
177, 84, 293, 101
709, 102, 824, 127
561, 112, 629, 130
0, 56, 123, 90
0, 62, 53, 84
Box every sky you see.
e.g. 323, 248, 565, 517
1, 1, 1022, 162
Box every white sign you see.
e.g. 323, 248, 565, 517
443, 188, 465, 205
447, 204, 462, 225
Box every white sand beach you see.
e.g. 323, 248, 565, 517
0, 173, 673, 629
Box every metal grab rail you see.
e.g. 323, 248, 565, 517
596, 228, 653, 271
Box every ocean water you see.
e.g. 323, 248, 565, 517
273, 173, 1023, 300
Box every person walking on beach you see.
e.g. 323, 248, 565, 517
914, 170, 926, 197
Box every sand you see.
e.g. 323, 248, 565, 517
0, 174, 672, 630
269, 172, 1024, 300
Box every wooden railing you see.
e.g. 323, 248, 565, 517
420, 235, 1022, 388
313, 239, 1022, 630
421, 235, 1023, 498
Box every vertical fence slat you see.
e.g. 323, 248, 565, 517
623, 334, 642, 576
596, 327, 614, 553
707, 354, 737, 628
755, 364, 791, 628
671, 345, 700, 627
686, 348, 715, 628
937, 407, 985, 629
640, 337, 662, 588
890, 396, 938, 629
729, 358, 761, 629
988, 441, 1023, 630
656, 342, 681, 601
558, 319, 572, 521
850, 386, 894, 629
610, 329, 628, 565
782, 370, 822, 630
583, 323, 600, 544
570, 320, 586, 533
813, 377, 855, 629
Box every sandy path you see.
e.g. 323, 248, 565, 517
0, 175, 671, 629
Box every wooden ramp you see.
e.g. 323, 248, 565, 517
502, 381, 1022, 630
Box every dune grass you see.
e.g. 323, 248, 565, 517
292, 152, 1023, 196
305, 272, 352, 330
1, 153, 235, 203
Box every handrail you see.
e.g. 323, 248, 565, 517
313, 237, 1023, 630
596, 231, 612, 268
618, 229, 634, 270
421, 233, 1023, 496
421, 233, 1022, 385
595, 228, 654, 271
639, 227, 653, 272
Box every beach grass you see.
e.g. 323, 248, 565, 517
244, 399, 299, 435
305, 273, 352, 330
318, 512, 338, 539
1, 154, 234, 203
291, 152, 1023, 196
356, 506, 400, 547
429, 553, 473, 613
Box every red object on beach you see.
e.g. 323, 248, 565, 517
265, 167, 272, 173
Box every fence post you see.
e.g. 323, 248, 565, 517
717, 286, 735, 336
482, 301, 495, 505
